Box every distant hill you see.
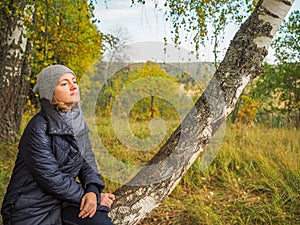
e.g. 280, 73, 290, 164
94, 61, 216, 85
159, 62, 216, 84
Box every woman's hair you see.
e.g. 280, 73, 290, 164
51, 96, 79, 112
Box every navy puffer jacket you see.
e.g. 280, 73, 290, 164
1, 100, 105, 225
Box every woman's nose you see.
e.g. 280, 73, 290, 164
70, 82, 78, 90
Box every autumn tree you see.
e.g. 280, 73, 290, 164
125, 62, 182, 120
0, 0, 102, 141
29, 0, 102, 84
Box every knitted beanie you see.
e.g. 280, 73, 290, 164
33, 65, 75, 101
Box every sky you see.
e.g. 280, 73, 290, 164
94, 0, 300, 63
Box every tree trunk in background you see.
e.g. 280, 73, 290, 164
109, 0, 294, 224
0, 1, 32, 142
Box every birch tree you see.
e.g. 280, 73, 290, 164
108, 0, 295, 224
0, 0, 33, 142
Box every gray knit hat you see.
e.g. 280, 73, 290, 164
33, 65, 75, 101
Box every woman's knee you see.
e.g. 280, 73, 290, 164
62, 206, 113, 225
86, 211, 113, 225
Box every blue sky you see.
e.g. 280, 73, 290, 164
94, 0, 300, 63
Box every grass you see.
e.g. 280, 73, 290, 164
138, 125, 300, 224
0, 143, 17, 201
0, 115, 299, 224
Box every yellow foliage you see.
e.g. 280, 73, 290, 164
29, 0, 102, 83
40, 26, 45, 32
236, 95, 259, 126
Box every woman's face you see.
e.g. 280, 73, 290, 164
53, 73, 80, 109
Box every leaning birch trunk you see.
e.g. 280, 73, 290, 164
0, 1, 32, 142
109, 0, 294, 224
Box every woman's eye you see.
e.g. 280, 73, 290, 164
60, 82, 67, 86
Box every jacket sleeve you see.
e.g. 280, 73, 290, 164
20, 124, 84, 204
77, 132, 105, 193
86, 183, 100, 204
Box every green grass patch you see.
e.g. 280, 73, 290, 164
140, 125, 300, 224
0, 142, 18, 224
0, 115, 299, 224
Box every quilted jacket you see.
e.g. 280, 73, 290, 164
1, 100, 104, 225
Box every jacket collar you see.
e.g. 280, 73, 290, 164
40, 99, 74, 136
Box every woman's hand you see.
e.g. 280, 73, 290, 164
78, 192, 115, 218
100, 193, 115, 208
78, 192, 97, 218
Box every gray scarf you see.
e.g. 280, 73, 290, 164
59, 107, 86, 138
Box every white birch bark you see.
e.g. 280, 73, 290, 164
0, 2, 33, 142
109, 0, 295, 224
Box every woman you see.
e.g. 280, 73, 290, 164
1, 65, 115, 225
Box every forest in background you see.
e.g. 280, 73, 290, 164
1, 1, 298, 140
